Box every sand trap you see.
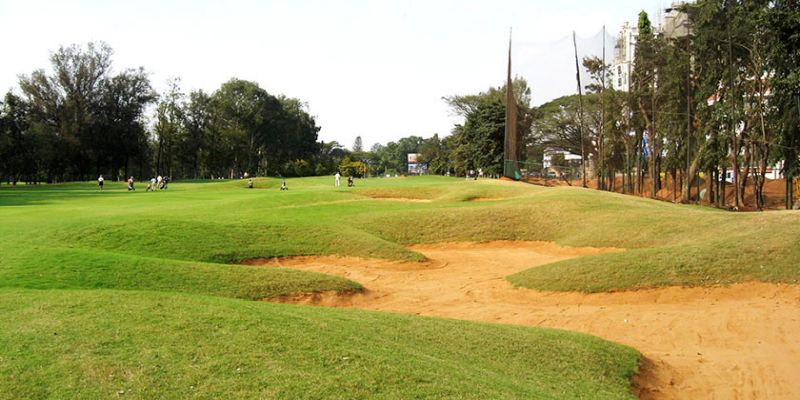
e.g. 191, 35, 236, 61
366, 197, 432, 203
464, 197, 509, 202
248, 241, 800, 400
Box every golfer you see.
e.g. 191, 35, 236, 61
97, 175, 104, 191
335, 172, 341, 187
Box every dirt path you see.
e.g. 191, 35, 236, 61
246, 241, 800, 399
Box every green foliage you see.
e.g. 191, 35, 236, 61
352, 135, 363, 152
765, 1, 800, 190
532, 94, 597, 158
0, 289, 639, 399
2, 45, 322, 183
12, 42, 156, 182
338, 156, 368, 178
444, 78, 533, 176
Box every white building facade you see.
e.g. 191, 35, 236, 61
612, 22, 638, 92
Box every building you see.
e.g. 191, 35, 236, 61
662, 2, 691, 40
543, 148, 583, 168
612, 22, 638, 92
612, 3, 689, 92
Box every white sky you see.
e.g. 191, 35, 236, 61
0, 0, 668, 149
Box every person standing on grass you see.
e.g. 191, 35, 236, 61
335, 172, 341, 187
127, 176, 135, 191
97, 175, 104, 191
281, 179, 288, 191
247, 178, 253, 189
149, 177, 156, 192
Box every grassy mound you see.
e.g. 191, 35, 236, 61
349, 182, 800, 292
0, 177, 645, 398
0, 289, 639, 400
2, 176, 798, 293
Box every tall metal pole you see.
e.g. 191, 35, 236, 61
504, 28, 518, 179
573, 31, 587, 188
600, 25, 606, 190
727, 7, 739, 210
791, 95, 800, 209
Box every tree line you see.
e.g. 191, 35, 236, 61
335, 77, 533, 179
0, 43, 322, 183
0, 41, 532, 184
532, 1, 800, 210
0, 39, 532, 184
3, 1, 798, 212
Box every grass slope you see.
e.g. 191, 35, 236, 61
348, 180, 800, 292
2, 176, 798, 292
0, 177, 646, 398
0, 289, 639, 399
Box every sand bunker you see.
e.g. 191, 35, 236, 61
249, 241, 800, 400
366, 197, 432, 203
463, 197, 509, 202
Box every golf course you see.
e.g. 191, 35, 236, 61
1, 176, 798, 399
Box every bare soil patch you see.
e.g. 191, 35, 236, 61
251, 241, 800, 400
526, 176, 794, 211
366, 197, 432, 203
464, 197, 509, 202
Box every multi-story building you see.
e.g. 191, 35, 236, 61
612, 22, 637, 92
612, 2, 689, 92
662, 2, 691, 40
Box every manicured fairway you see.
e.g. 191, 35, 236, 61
1, 176, 798, 398
0, 177, 642, 399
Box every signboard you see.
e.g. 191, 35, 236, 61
407, 153, 419, 163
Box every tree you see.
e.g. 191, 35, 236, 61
531, 94, 597, 164
338, 156, 368, 178
444, 78, 533, 176
765, 0, 800, 209
352, 136, 363, 152
154, 79, 184, 177
18, 42, 114, 180
180, 90, 213, 179
97, 68, 157, 179
631, 11, 665, 198
419, 134, 449, 175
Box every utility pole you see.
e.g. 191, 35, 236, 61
686, 63, 693, 202
573, 31, 587, 188
503, 28, 518, 179
600, 25, 606, 191
727, 7, 740, 210
685, 37, 693, 203
791, 95, 800, 209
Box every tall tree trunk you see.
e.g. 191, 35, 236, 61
681, 157, 700, 202
672, 169, 678, 202
719, 167, 728, 208
634, 132, 642, 195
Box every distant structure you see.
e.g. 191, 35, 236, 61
662, 2, 691, 39
503, 30, 520, 180
543, 149, 583, 169
612, 2, 689, 92
612, 22, 638, 92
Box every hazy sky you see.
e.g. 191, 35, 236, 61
0, 0, 668, 148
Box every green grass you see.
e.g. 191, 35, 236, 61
2, 175, 797, 397
0, 177, 647, 398
1, 176, 798, 293
0, 289, 639, 400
